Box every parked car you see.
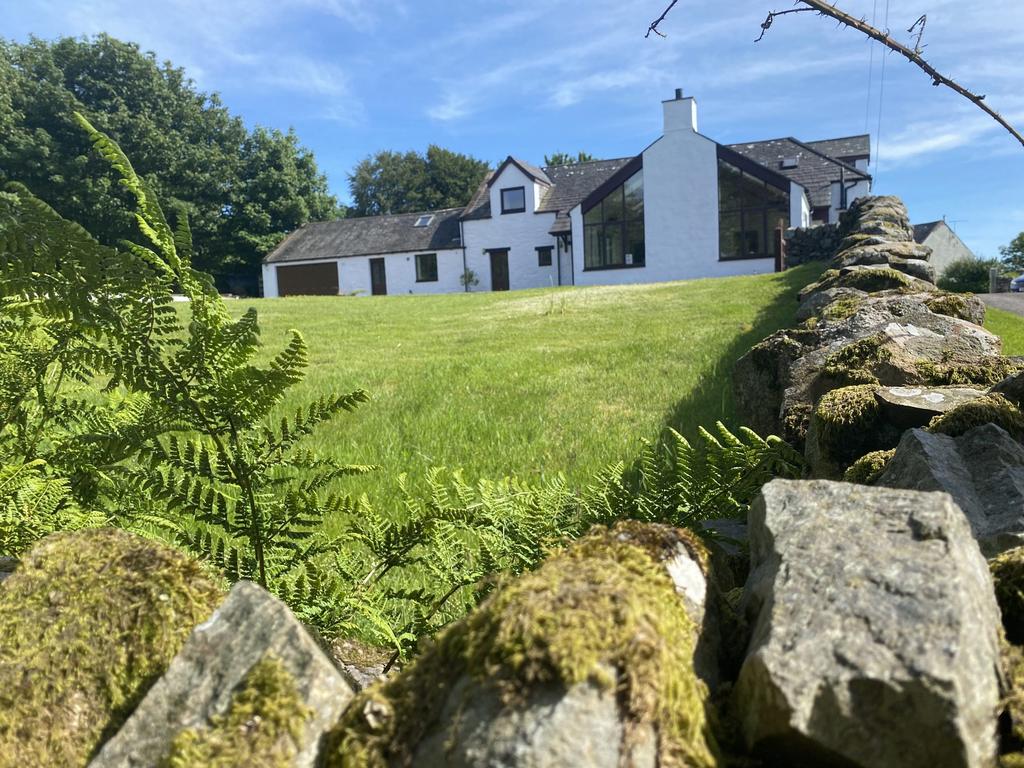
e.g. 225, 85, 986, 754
1012, 275, 1024, 293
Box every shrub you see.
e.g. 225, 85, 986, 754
937, 256, 1001, 293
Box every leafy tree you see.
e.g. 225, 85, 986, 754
544, 151, 596, 166
348, 145, 489, 216
1001, 232, 1024, 274
0, 34, 338, 291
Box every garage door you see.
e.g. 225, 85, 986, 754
275, 262, 339, 296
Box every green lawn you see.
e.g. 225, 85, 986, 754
233, 264, 824, 502
986, 306, 1024, 356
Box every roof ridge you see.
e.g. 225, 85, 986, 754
542, 156, 635, 171
806, 133, 871, 144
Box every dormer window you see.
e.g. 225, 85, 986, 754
414, 214, 434, 227
780, 157, 799, 169
500, 187, 526, 214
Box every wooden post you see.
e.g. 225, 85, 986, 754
774, 227, 786, 273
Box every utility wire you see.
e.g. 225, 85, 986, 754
874, 0, 892, 183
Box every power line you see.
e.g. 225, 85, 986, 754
874, 0, 892, 183
864, 0, 879, 133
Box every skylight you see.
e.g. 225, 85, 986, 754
780, 156, 799, 169
414, 215, 434, 227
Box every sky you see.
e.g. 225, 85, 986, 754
3, 0, 1023, 257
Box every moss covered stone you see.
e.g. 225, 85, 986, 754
0, 528, 224, 767
822, 334, 892, 386
925, 293, 980, 323
819, 296, 864, 322
324, 524, 719, 768
843, 449, 897, 485
806, 385, 904, 478
928, 393, 1024, 441
161, 655, 311, 768
915, 358, 1024, 387
991, 548, 1024, 644
1001, 641, 1024, 763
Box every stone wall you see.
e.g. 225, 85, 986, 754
4, 195, 1024, 767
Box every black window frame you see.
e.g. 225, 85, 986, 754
717, 158, 789, 262
582, 169, 645, 272
500, 186, 526, 214
536, 246, 553, 267
415, 252, 438, 282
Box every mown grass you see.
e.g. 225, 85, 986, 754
232, 263, 824, 502
987, 306, 1024, 356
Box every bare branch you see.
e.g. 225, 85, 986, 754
647, 0, 1024, 149
908, 14, 927, 54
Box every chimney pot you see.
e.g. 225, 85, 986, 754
674, 88, 683, 100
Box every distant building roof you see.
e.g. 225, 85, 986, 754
913, 221, 944, 243
462, 156, 635, 230
263, 208, 463, 264
726, 136, 870, 207
805, 134, 871, 162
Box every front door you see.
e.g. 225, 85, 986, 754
369, 258, 387, 296
489, 249, 510, 292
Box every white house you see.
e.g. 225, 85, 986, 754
913, 220, 976, 280
262, 90, 872, 297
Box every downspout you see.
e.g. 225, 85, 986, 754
459, 219, 468, 292
556, 236, 563, 286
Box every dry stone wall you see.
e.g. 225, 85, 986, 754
5, 194, 1024, 767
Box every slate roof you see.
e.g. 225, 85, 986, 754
263, 208, 463, 264
462, 156, 635, 231
726, 137, 870, 207
913, 221, 943, 243
805, 134, 871, 162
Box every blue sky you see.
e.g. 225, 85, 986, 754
4, 0, 1023, 256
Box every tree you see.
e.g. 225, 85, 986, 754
0, 34, 339, 291
1000, 232, 1024, 274
348, 145, 489, 216
544, 151, 596, 166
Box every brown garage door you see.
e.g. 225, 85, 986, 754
275, 262, 339, 296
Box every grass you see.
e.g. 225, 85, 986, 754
987, 306, 1024, 356
231, 263, 824, 502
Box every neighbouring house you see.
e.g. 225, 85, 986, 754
262, 90, 873, 297
913, 220, 976, 280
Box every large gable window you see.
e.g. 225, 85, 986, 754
718, 160, 789, 261
501, 187, 526, 214
583, 170, 644, 271
415, 253, 438, 282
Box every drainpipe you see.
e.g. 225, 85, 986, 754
556, 237, 563, 286
459, 219, 468, 292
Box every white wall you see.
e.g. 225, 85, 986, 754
461, 164, 561, 291
791, 183, 811, 229
262, 249, 464, 297
924, 223, 976, 279
571, 97, 774, 287
829, 179, 872, 223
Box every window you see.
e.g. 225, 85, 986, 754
537, 246, 553, 267
414, 214, 434, 228
415, 253, 438, 282
501, 186, 526, 214
583, 169, 645, 271
718, 159, 789, 261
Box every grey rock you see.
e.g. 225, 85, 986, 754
90, 581, 353, 768
877, 424, 1024, 555
889, 256, 936, 284
795, 287, 866, 322
992, 370, 1024, 406
413, 667, 657, 768
329, 638, 394, 691
736, 479, 1001, 768
834, 241, 932, 270
875, 384, 987, 428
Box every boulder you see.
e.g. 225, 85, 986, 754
736, 479, 1002, 768
993, 370, 1024, 407
875, 384, 987, 427
798, 265, 933, 303
0, 529, 224, 768
795, 287, 866, 322
833, 240, 932, 270
324, 523, 721, 768
90, 581, 353, 768
889, 256, 936, 284
876, 424, 1024, 555
924, 292, 987, 325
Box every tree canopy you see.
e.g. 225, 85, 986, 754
544, 151, 595, 166
0, 34, 340, 292
1000, 232, 1024, 274
348, 145, 490, 217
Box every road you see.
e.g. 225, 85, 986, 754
981, 293, 1024, 317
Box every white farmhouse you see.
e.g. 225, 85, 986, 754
262, 90, 872, 297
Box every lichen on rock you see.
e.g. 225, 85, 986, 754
928, 393, 1024, 441
161, 655, 311, 768
806, 385, 904, 478
324, 524, 719, 768
822, 333, 891, 385
0, 528, 224, 767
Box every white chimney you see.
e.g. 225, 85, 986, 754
663, 88, 698, 134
